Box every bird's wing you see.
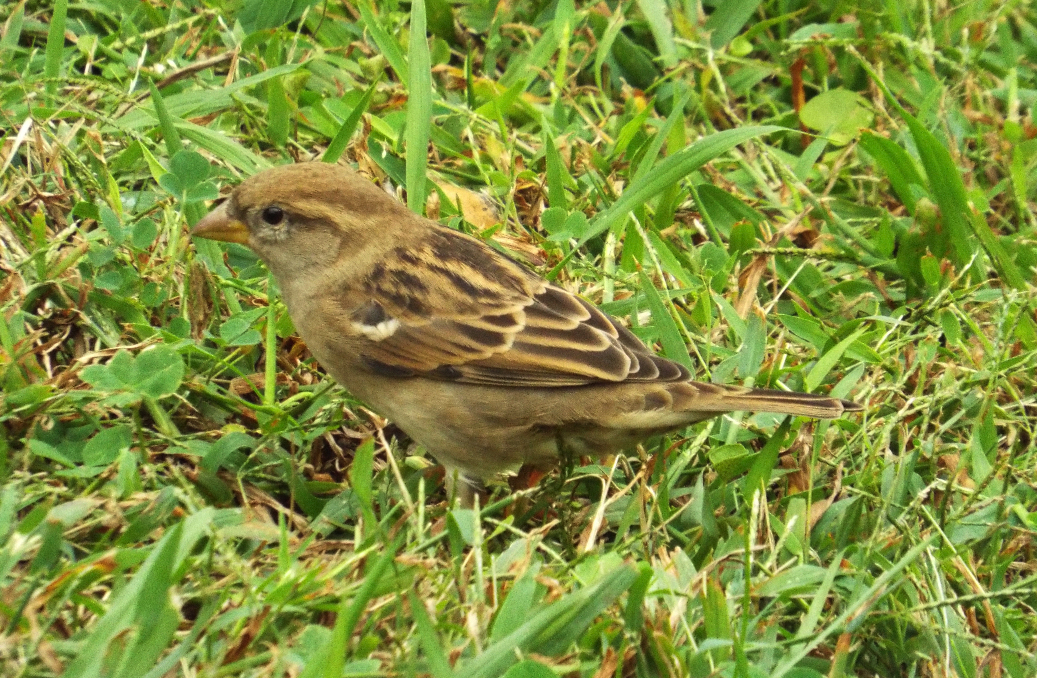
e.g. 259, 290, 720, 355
349, 230, 691, 387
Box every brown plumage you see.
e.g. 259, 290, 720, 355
192, 163, 862, 503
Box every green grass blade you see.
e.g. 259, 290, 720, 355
900, 114, 975, 266
584, 126, 783, 243
635, 0, 677, 68
115, 64, 300, 128
543, 131, 567, 209
592, 9, 625, 92
408, 590, 456, 678
631, 88, 689, 185
858, 132, 924, 213
499, 21, 561, 89
639, 270, 694, 369
148, 80, 184, 156
489, 566, 540, 641
323, 77, 381, 164
463, 565, 636, 677
358, 0, 409, 87
804, 327, 865, 392
178, 122, 269, 174
702, 0, 761, 48
795, 550, 845, 639
859, 58, 1027, 289
770, 535, 938, 678
334, 544, 399, 662
44, 0, 67, 94
61, 522, 185, 678
741, 418, 791, 506
0, 1, 26, 53
406, 0, 432, 214
266, 76, 290, 147
139, 599, 220, 678
350, 439, 377, 534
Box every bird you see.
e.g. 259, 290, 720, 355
191, 162, 862, 506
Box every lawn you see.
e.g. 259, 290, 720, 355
1, 0, 1036, 676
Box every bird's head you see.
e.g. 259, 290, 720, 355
191, 163, 413, 279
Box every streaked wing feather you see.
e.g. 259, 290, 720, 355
359, 320, 514, 369
350, 230, 691, 387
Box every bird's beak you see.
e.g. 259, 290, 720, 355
191, 201, 250, 244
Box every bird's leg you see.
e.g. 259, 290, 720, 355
443, 466, 486, 509
554, 429, 579, 498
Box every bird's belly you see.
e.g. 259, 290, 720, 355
319, 356, 690, 480
329, 373, 551, 477
383, 404, 563, 478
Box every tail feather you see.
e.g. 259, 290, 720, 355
672, 382, 863, 420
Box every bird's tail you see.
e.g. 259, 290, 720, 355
672, 382, 863, 420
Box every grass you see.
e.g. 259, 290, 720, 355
1, 0, 1036, 676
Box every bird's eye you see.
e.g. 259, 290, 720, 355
261, 206, 285, 225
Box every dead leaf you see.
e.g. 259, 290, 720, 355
428, 181, 498, 228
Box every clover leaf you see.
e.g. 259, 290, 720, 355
81, 345, 185, 403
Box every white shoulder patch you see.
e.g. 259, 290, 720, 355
352, 318, 401, 341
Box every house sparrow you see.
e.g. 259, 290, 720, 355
192, 163, 862, 504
